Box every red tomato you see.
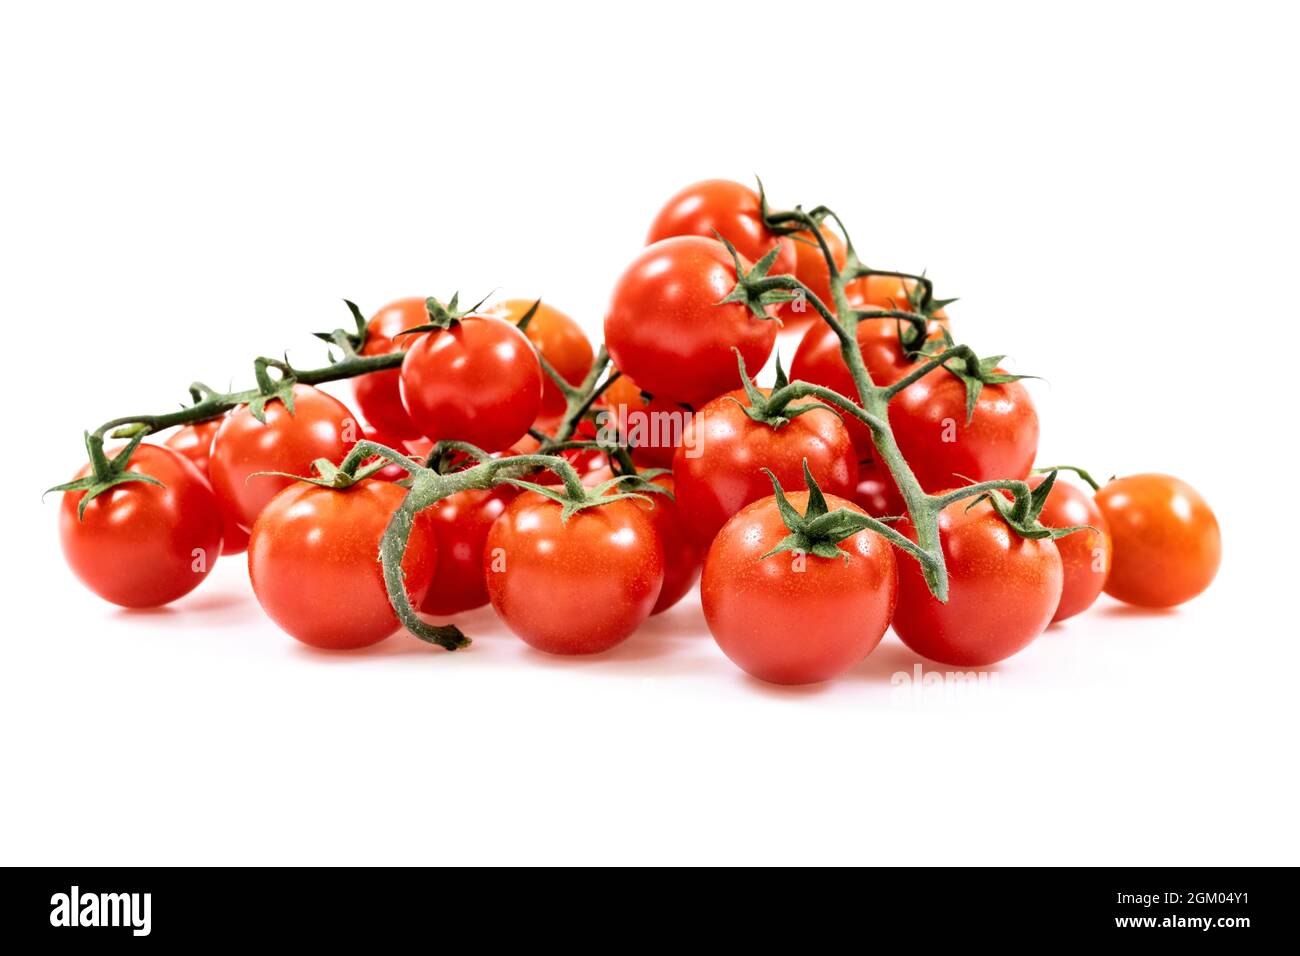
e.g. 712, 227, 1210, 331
352, 297, 428, 440
893, 497, 1063, 666
853, 458, 906, 518
1028, 475, 1112, 622
645, 179, 796, 284
790, 317, 944, 455
165, 418, 250, 555
209, 385, 358, 532
248, 480, 438, 649
59, 444, 224, 608
604, 236, 778, 408
484, 299, 594, 420
601, 371, 689, 469
789, 224, 847, 324
888, 368, 1039, 493
485, 494, 664, 654
702, 492, 898, 684
1095, 474, 1220, 608
627, 473, 702, 615
420, 485, 517, 616
399, 315, 542, 451
672, 388, 858, 547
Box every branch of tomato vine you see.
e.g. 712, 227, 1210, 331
733, 200, 1046, 601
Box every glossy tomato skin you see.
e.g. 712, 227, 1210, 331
632, 473, 702, 615
248, 480, 438, 649
485, 299, 593, 420
646, 179, 797, 283
209, 385, 357, 533
59, 444, 224, 608
601, 371, 688, 469
893, 498, 1063, 666
789, 225, 847, 324
702, 492, 898, 684
352, 297, 428, 441
165, 418, 250, 554
888, 368, 1038, 493
399, 315, 542, 452
853, 458, 907, 518
604, 236, 778, 408
672, 388, 858, 548
1029, 475, 1112, 622
485, 494, 664, 654
1095, 474, 1220, 608
420, 486, 517, 616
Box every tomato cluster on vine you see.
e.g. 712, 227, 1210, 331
52, 177, 1223, 686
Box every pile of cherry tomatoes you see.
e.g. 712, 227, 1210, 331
55, 179, 1223, 686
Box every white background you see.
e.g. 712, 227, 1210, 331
2, 1, 1297, 865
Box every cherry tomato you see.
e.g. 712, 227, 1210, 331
702, 492, 897, 684
645, 179, 796, 285
893, 497, 1063, 666
628, 472, 702, 615
888, 368, 1039, 493
248, 480, 438, 649
485, 494, 664, 654
1095, 473, 1220, 608
604, 236, 778, 408
846, 275, 950, 319
420, 485, 517, 616
484, 299, 593, 420
601, 371, 689, 469
672, 388, 858, 547
790, 316, 947, 455
59, 444, 224, 608
209, 385, 357, 533
789, 224, 846, 324
1028, 475, 1112, 622
352, 297, 428, 440
853, 458, 906, 518
399, 315, 542, 452
165, 418, 250, 554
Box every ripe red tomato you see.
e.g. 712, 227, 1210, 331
485, 493, 664, 654
888, 368, 1039, 493
484, 299, 593, 420
604, 236, 778, 408
1028, 475, 1112, 622
249, 480, 438, 649
601, 371, 688, 469
893, 497, 1063, 666
420, 485, 517, 616
701, 492, 898, 684
352, 297, 428, 440
672, 387, 858, 547
645, 179, 796, 284
209, 385, 357, 532
59, 444, 224, 608
853, 458, 906, 518
790, 316, 946, 455
789, 224, 847, 323
627, 472, 702, 615
1095, 474, 1220, 608
165, 418, 250, 554
399, 315, 542, 451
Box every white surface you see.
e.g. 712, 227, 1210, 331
2, 1, 1297, 865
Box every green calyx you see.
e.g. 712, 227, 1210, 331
714, 233, 795, 321
312, 299, 370, 356
392, 291, 492, 338
971, 470, 1092, 542
505, 473, 656, 522
45, 432, 162, 521
1033, 464, 1103, 492
760, 462, 879, 563
928, 336, 1035, 424
728, 351, 826, 428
